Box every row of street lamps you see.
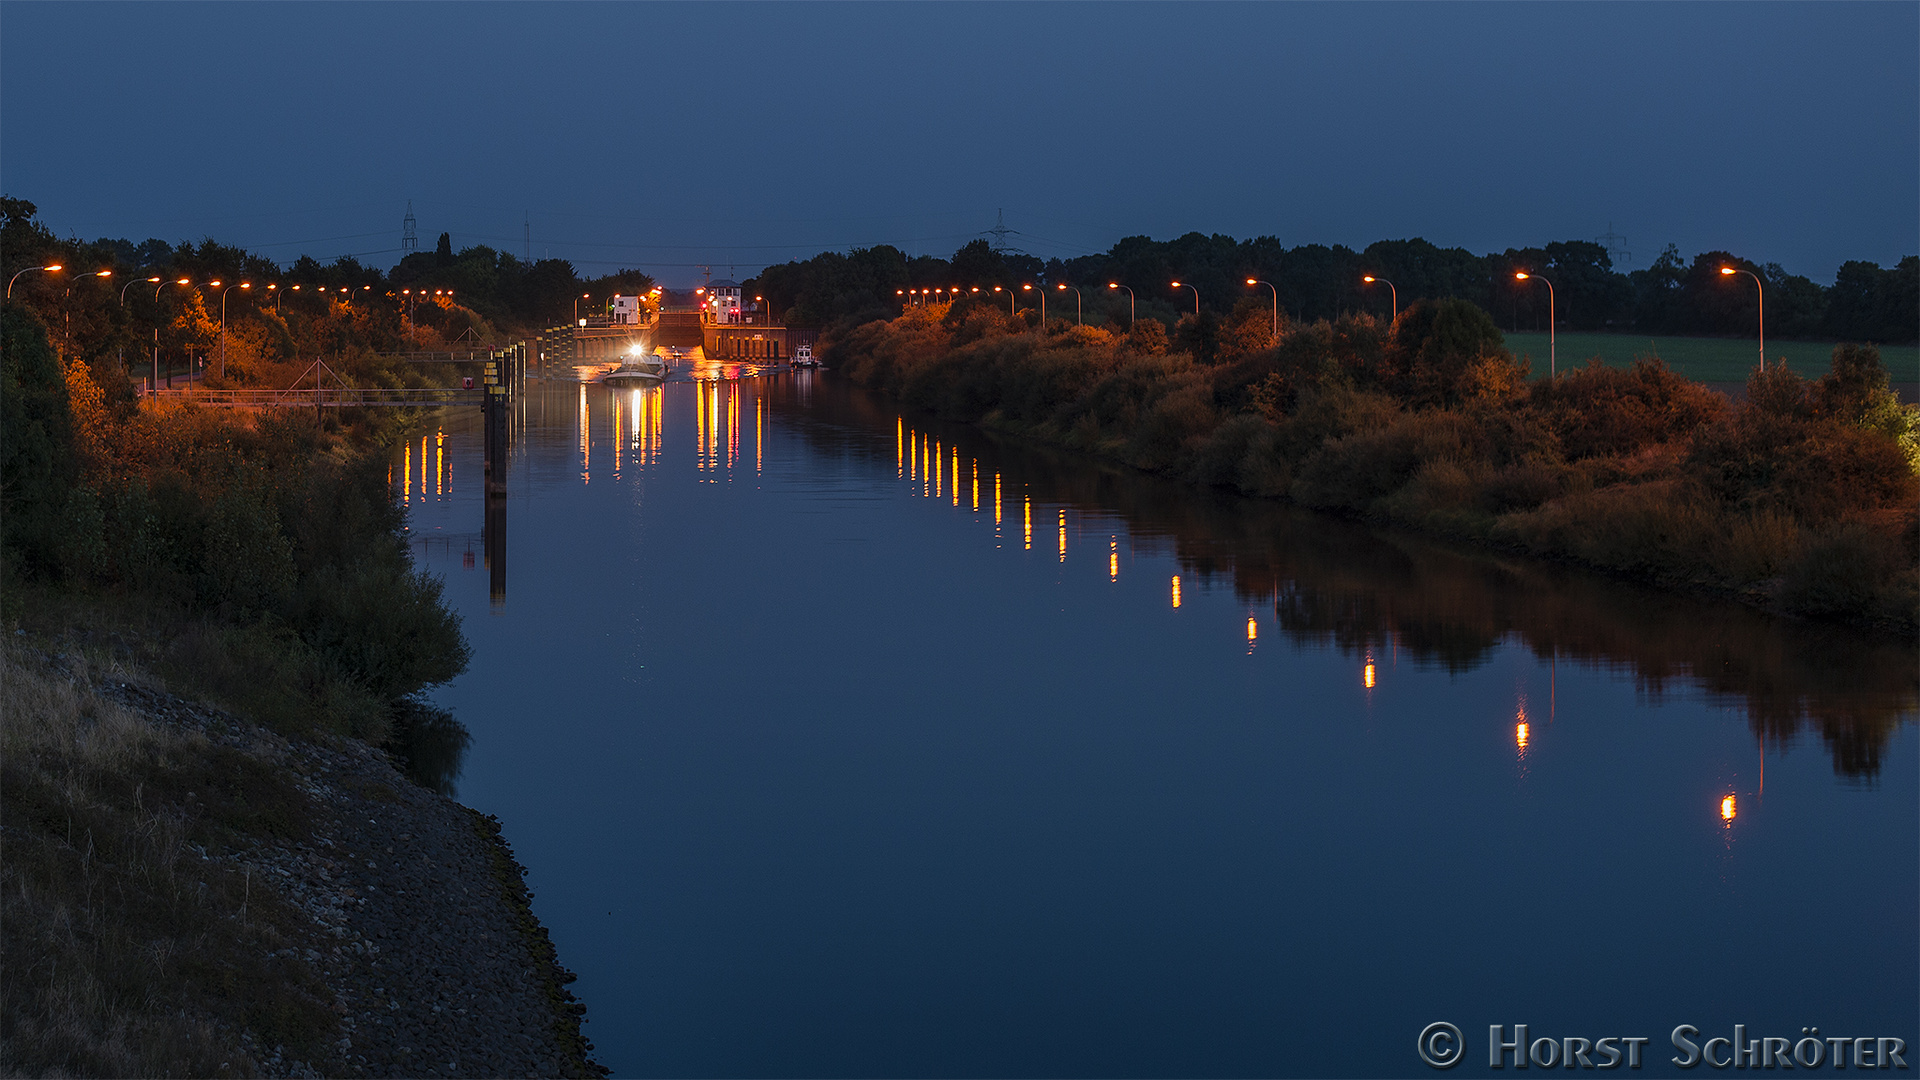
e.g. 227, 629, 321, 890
895, 266, 1767, 380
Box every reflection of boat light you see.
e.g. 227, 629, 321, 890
1516, 721, 1530, 752
1364, 661, 1376, 689
1171, 575, 1182, 608
1721, 794, 1736, 824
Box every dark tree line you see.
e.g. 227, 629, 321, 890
2, 199, 653, 342
748, 232, 1916, 345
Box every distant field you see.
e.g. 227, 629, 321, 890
1503, 331, 1920, 385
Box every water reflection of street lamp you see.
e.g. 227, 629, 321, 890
1719, 266, 1765, 369
1514, 271, 1555, 377
1055, 283, 1081, 325
1108, 283, 1133, 328
1362, 275, 1396, 324
1171, 280, 1198, 315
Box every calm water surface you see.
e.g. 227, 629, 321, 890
400, 374, 1916, 1078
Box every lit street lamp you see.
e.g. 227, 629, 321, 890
150, 277, 190, 391
273, 284, 303, 313
1247, 278, 1279, 337
6, 263, 62, 299
218, 281, 251, 379
575, 292, 590, 326
1514, 271, 1555, 377
1171, 280, 1198, 315
1108, 283, 1134, 328
992, 285, 1014, 315
1055, 283, 1081, 325
1719, 266, 1765, 368
1361, 275, 1396, 324
63, 270, 112, 355
1021, 283, 1046, 327
121, 275, 163, 306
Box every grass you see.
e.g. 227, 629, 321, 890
0, 634, 338, 1077
1504, 331, 1920, 385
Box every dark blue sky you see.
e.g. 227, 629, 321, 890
4, 2, 1914, 287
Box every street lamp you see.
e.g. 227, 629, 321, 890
63, 270, 112, 355
1247, 278, 1279, 337
218, 281, 251, 379
1021, 283, 1046, 327
1171, 280, 1198, 315
150, 277, 191, 390
274, 284, 302, 313
1514, 271, 1555, 377
121, 275, 163, 306
1719, 266, 1765, 369
6, 263, 61, 299
575, 292, 590, 326
1361, 275, 1396, 325
1108, 283, 1134, 328
992, 285, 1013, 315
1056, 283, 1081, 325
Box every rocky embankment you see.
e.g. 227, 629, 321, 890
2, 641, 604, 1078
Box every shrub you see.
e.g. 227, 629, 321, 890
1525, 356, 1728, 460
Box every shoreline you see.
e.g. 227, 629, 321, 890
860, 378, 1919, 639
0, 633, 606, 1079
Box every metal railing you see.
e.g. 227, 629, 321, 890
148, 387, 485, 408
377, 347, 507, 363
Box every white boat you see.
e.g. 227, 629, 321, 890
791, 343, 820, 368
599, 348, 670, 385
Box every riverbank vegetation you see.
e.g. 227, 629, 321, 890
3, 209, 493, 1068
824, 299, 1920, 630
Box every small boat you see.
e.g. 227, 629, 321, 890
791, 343, 820, 368
599, 349, 669, 385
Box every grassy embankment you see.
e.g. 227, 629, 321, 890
1503, 330, 1920, 386
824, 300, 1920, 630
1, 301, 472, 1073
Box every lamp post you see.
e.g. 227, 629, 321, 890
1719, 266, 1765, 369
1246, 278, 1279, 337
1513, 271, 1554, 377
1361, 275, 1396, 324
121, 275, 163, 306
1055, 283, 1081, 325
151, 277, 190, 391
993, 285, 1013, 315
1171, 280, 1198, 315
575, 292, 590, 326
1108, 283, 1134, 328
63, 270, 112, 356
119, 276, 162, 391
274, 284, 302, 313
218, 281, 251, 379
1021, 283, 1046, 327
6, 263, 61, 299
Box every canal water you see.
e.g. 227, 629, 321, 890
400, 374, 1916, 1078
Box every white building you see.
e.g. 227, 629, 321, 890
706, 279, 743, 324
609, 295, 643, 325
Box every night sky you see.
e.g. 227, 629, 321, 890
3, 2, 1914, 287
